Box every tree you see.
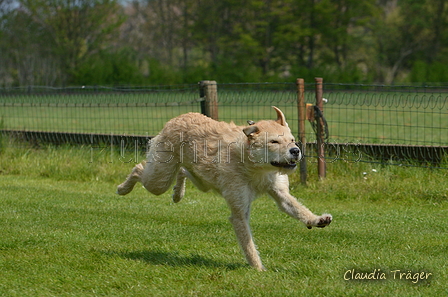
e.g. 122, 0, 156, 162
5, 0, 124, 85
2, 0, 448, 85
375, 0, 448, 83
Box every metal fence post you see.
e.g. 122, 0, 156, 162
296, 78, 307, 185
315, 77, 326, 180
199, 80, 219, 120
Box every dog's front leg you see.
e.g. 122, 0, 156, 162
268, 176, 332, 229
227, 199, 266, 271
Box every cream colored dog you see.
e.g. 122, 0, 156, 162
117, 106, 332, 271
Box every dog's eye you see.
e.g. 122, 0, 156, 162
270, 140, 279, 144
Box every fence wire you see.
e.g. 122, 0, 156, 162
0, 85, 201, 137
315, 84, 448, 167
1, 83, 447, 168
323, 84, 448, 146
212, 82, 299, 135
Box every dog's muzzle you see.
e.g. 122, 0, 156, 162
270, 147, 301, 169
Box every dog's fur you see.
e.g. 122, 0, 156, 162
117, 106, 332, 271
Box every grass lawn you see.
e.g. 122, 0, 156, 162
0, 145, 447, 296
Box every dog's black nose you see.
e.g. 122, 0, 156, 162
289, 147, 300, 157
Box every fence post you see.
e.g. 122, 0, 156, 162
296, 78, 307, 185
315, 77, 326, 180
199, 80, 219, 120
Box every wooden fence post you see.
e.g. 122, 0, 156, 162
315, 77, 326, 180
199, 80, 219, 120
296, 78, 307, 185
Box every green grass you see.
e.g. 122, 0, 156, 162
0, 144, 447, 296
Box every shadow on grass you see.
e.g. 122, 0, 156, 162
112, 250, 245, 270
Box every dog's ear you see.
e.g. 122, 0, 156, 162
272, 106, 288, 127
247, 120, 255, 125
243, 125, 259, 137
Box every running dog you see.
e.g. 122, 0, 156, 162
117, 106, 332, 271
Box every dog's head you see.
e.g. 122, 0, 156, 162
243, 106, 301, 173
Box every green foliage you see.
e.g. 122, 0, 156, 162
1, 0, 448, 85
289, 63, 369, 83
209, 59, 264, 83
0, 0, 124, 86
0, 117, 4, 152
73, 49, 143, 85
410, 60, 448, 83
144, 59, 184, 85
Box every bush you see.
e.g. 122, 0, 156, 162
72, 49, 143, 86
410, 60, 448, 83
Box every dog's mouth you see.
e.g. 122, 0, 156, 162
270, 161, 297, 169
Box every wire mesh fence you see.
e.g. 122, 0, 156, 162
319, 84, 448, 168
209, 82, 299, 134
0, 85, 201, 136
324, 84, 448, 146
1, 82, 447, 169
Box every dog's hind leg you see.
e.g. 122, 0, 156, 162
172, 167, 212, 202
140, 160, 180, 196
117, 161, 146, 195
182, 168, 211, 193
172, 168, 187, 203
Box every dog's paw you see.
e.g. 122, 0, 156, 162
259, 265, 267, 272
316, 214, 332, 228
172, 183, 186, 203
307, 214, 332, 229
116, 184, 132, 196
172, 190, 185, 203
